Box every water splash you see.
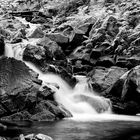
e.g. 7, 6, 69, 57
4, 16, 140, 122
25, 62, 112, 120
23, 63, 140, 122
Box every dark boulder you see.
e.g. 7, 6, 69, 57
1, 111, 31, 121
23, 44, 47, 66
88, 66, 127, 93
45, 33, 69, 50
0, 57, 41, 96
102, 16, 119, 37
37, 37, 66, 61
27, 27, 44, 38
77, 23, 93, 36
107, 65, 140, 114
0, 36, 5, 56
96, 56, 115, 68
23, 38, 76, 87
70, 30, 86, 49
0, 57, 71, 121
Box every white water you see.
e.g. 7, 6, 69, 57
3, 17, 140, 122
25, 62, 111, 117
17, 62, 140, 122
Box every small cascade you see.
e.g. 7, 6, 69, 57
24, 62, 112, 120
3, 17, 112, 121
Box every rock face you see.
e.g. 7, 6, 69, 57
106, 65, 140, 115
0, 36, 5, 56
0, 57, 72, 121
23, 38, 76, 87
88, 66, 127, 93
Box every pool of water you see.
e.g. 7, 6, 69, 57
22, 118, 140, 140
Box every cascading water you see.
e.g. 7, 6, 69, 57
4, 34, 112, 120
25, 62, 112, 119
4, 17, 140, 122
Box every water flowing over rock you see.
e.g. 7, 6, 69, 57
1, 1, 140, 136
0, 57, 72, 121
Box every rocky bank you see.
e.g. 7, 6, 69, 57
1, 0, 140, 139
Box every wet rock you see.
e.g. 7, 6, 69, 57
31, 110, 56, 121
37, 37, 66, 61
102, 16, 119, 37
128, 31, 140, 44
0, 36, 4, 56
0, 27, 11, 39
55, 0, 90, 17
90, 48, 102, 59
1, 111, 31, 121
29, 100, 72, 121
0, 57, 41, 96
0, 57, 71, 121
116, 56, 140, 69
88, 66, 127, 93
106, 65, 140, 114
43, 100, 72, 119
46, 33, 69, 47
71, 45, 91, 62
27, 27, 44, 38
91, 32, 106, 47
121, 65, 140, 102
116, 56, 131, 69
23, 44, 48, 66
77, 23, 93, 36
20, 133, 53, 140
131, 37, 140, 46
35, 133, 53, 140
70, 31, 86, 49
96, 56, 115, 68
11, 28, 26, 44
23, 38, 66, 66
112, 100, 140, 115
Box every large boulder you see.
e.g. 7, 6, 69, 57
27, 26, 44, 38
0, 37, 5, 56
107, 65, 140, 114
45, 33, 69, 51
88, 66, 127, 93
69, 45, 93, 75
0, 57, 72, 121
0, 57, 41, 96
23, 37, 66, 65
23, 38, 76, 87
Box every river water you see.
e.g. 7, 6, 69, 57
21, 119, 140, 140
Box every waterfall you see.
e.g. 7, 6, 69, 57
3, 17, 115, 121
21, 61, 113, 120
4, 40, 112, 119
4, 32, 140, 122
